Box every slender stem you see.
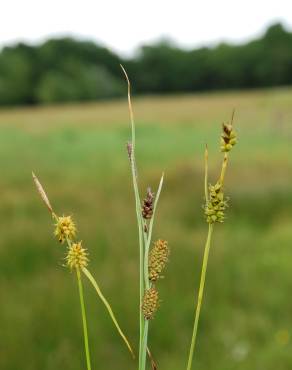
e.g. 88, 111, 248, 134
144, 174, 164, 288
186, 224, 214, 370
76, 268, 92, 370
204, 145, 209, 204
140, 174, 164, 370
121, 65, 145, 370
82, 267, 135, 357
140, 320, 149, 370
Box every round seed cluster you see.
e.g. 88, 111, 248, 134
149, 239, 170, 282
205, 183, 227, 224
54, 215, 77, 243
220, 123, 237, 152
142, 287, 159, 320
66, 242, 89, 270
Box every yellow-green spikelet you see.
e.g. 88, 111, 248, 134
220, 123, 237, 152
54, 215, 77, 243
66, 241, 89, 270
205, 182, 227, 224
148, 239, 170, 282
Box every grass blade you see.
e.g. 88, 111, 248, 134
82, 267, 135, 358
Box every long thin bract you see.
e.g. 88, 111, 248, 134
82, 267, 135, 358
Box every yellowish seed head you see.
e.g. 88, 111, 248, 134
205, 182, 228, 224
66, 241, 89, 270
149, 239, 170, 282
220, 122, 237, 152
54, 215, 77, 243
142, 287, 159, 320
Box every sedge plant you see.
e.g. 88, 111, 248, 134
186, 112, 238, 370
32, 172, 134, 370
121, 66, 169, 370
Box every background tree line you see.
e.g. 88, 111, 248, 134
0, 23, 291, 106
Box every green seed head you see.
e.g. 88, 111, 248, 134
205, 182, 228, 224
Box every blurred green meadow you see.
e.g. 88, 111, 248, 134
1, 87, 292, 370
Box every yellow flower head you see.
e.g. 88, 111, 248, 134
54, 215, 76, 243
66, 241, 89, 270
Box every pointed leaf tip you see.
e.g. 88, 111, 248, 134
32, 172, 53, 213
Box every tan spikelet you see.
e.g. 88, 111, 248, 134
148, 239, 169, 282
142, 287, 159, 320
32, 172, 53, 213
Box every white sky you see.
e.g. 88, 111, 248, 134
2, 0, 292, 56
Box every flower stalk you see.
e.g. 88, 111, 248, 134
121, 65, 167, 370
77, 267, 92, 370
32, 172, 135, 368
186, 113, 238, 370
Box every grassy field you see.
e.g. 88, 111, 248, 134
1, 87, 292, 370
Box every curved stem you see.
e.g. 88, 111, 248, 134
186, 224, 214, 370
76, 268, 92, 370
82, 267, 134, 358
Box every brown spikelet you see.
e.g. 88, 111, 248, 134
142, 287, 159, 320
142, 188, 155, 220
220, 113, 237, 152
149, 239, 170, 282
32, 172, 53, 213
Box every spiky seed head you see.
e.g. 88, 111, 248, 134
142, 188, 155, 220
149, 239, 170, 282
142, 287, 159, 320
205, 182, 228, 224
220, 122, 237, 152
66, 241, 89, 270
54, 215, 77, 243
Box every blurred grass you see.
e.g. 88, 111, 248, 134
1, 87, 292, 370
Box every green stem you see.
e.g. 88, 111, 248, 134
140, 174, 164, 370
121, 65, 145, 369
76, 268, 92, 370
204, 145, 209, 203
186, 223, 214, 370
140, 320, 149, 370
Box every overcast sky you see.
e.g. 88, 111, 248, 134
2, 0, 292, 55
